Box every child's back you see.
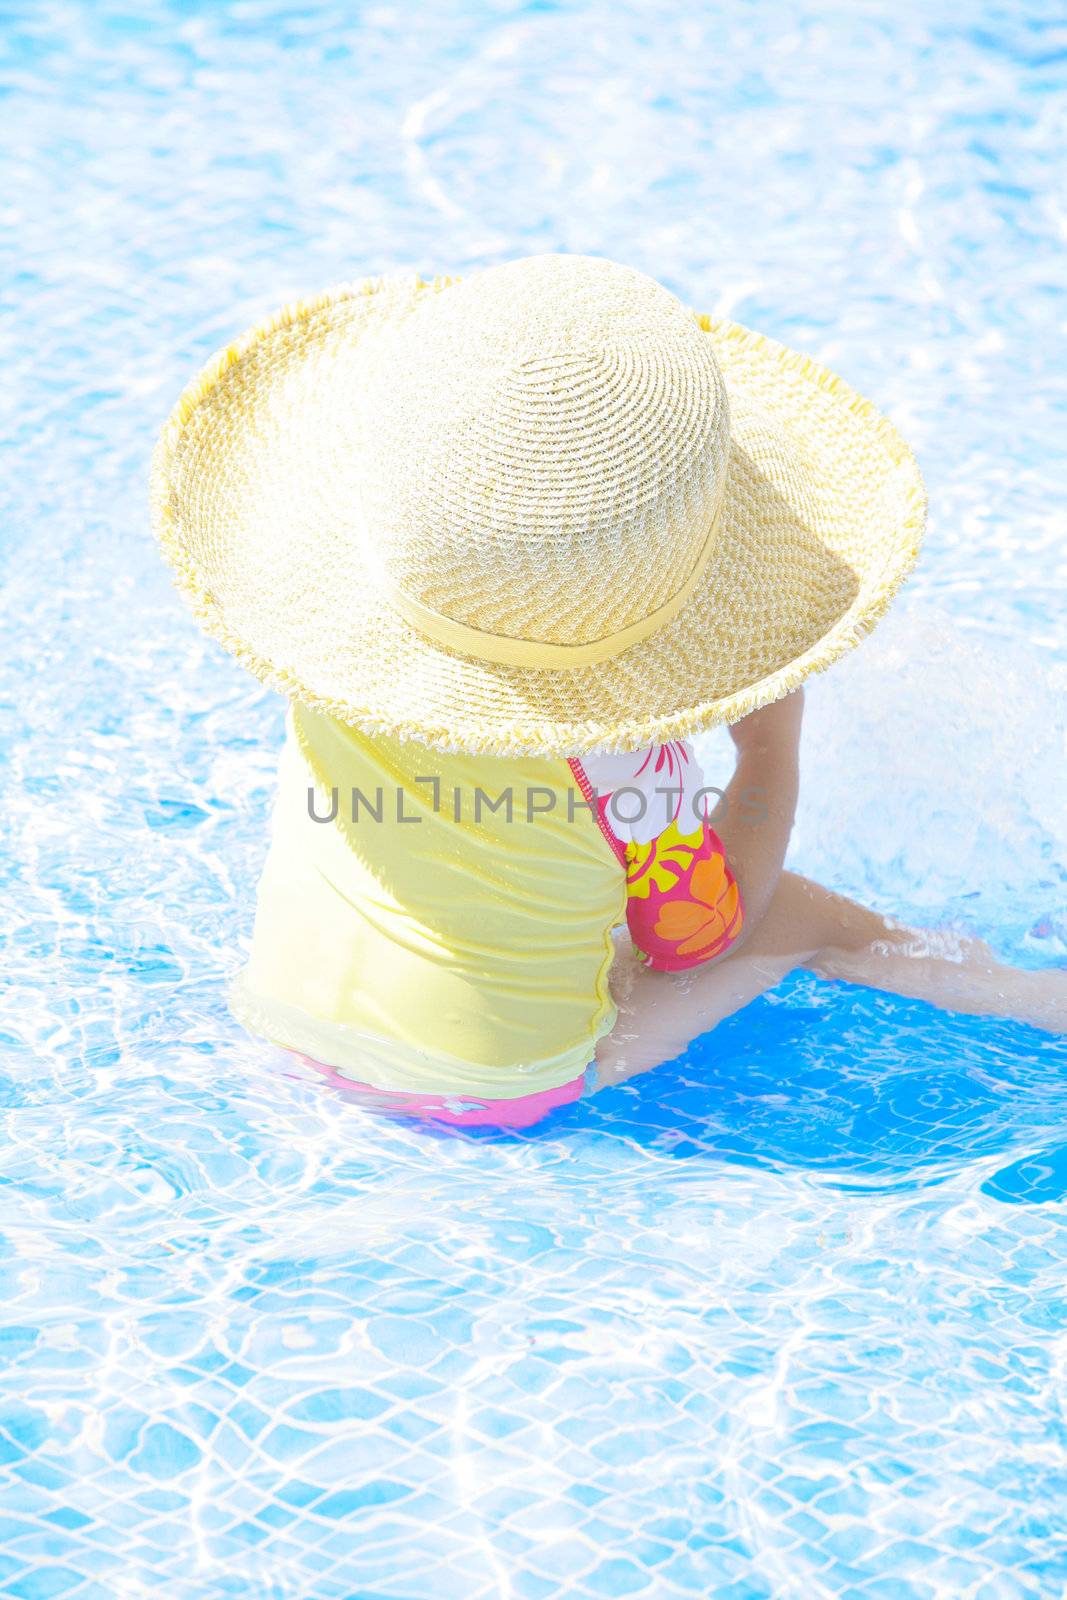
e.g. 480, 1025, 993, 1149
233, 704, 623, 1097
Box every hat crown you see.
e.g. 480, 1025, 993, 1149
354, 254, 730, 655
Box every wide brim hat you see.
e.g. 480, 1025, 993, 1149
152, 253, 925, 757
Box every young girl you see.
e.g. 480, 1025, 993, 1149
153, 253, 1064, 1129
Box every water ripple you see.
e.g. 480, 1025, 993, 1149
2, 1, 1066, 1596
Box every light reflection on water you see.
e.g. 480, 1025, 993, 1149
2, 2, 1066, 1596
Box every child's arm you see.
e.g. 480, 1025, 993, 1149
716, 687, 804, 949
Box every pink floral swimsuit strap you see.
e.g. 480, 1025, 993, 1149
569, 740, 744, 973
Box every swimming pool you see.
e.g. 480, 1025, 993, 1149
2, 1, 1066, 1595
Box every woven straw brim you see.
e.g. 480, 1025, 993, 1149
151, 273, 925, 757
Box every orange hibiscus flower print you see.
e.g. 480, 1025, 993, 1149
565, 749, 744, 974
625, 823, 744, 972
652, 852, 741, 960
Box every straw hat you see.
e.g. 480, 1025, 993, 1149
152, 253, 925, 756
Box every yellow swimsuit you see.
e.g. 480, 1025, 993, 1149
231, 704, 743, 1100
230, 703, 626, 1098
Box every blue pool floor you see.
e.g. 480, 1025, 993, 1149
3, 0, 1067, 1594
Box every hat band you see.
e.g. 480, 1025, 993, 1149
383, 494, 724, 671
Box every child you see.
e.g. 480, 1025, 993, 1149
153, 254, 1064, 1129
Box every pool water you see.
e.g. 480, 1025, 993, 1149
2, 2, 1066, 1596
